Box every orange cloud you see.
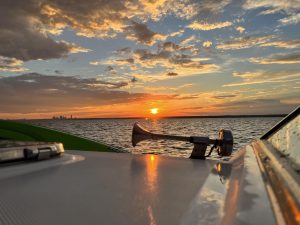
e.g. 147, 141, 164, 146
203, 41, 212, 48
235, 26, 245, 33
187, 21, 232, 30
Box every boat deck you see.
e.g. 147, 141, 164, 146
0, 148, 276, 225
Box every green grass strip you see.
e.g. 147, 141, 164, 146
0, 120, 114, 152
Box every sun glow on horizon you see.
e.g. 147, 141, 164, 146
150, 108, 159, 115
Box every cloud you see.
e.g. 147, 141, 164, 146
159, 42, 181, 52
212, 94, 237, 99
171, 94, 200, 100
0, 56, 28, 72
281, 98, 300, 105
132, 46, 218, 76
217, 37, 300, 51
182, 106, 204, 110
235, 26, 245, 33
216, 35, 273, 50
213, 98, 299, 114
92, 41, 217, 79
224, 70, 300, 87
0, 73, 203, 117
0, 31, 72, 61
0, 73, 141, 113
181, 35, 197, 45
54, 70, 63, 74
250, 52, 300, 64
105, 66, 114, 72
169, 29, 185, 37
157, 41, 199, 54
203, 41, 212, 48
90, 57, 135, 70
166, 72, 178, 76
67, 43, 92, 53
187, 21, 232, 30
0, 1, 93, 62
116, 58, 135, 64
243, 0, 300, 15
0, 0, 235, 63
144, 83, 193, 92
41, 0, 229, 40
89, 61, 101, 66
279, 13, 300, 25
124, 21, 167, 46
116, 47, 132, 55
165, 0, 233, 19
260, 38, 300, 48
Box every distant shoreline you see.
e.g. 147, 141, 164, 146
18, 114, 287, 120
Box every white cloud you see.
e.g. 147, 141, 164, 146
224, 70, 300, 87
279, 13, 300, 25
243, 0, 300, 15
187, 21, 232, 30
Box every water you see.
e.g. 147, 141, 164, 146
26, 117, 281, 158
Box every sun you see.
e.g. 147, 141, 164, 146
150, 108, 158, 115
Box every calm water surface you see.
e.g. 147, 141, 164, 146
26, 117, 281, 158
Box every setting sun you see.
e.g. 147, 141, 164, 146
150, 108, 159, 115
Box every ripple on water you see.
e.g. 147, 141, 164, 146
26, 117, 281, 158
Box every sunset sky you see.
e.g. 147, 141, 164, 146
0, 0, 299, 119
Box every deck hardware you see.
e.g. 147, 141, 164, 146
132, 123, 233, 159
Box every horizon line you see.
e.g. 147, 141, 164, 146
13, 114, 287, 120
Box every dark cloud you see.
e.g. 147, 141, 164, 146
0, 73, 184, 114
0, 0, 232, 64
167, 72, 178, 76
131, 76, 137, 83
54, 70, 63, 74
0, 0, 68, 61
0, 0, 91, 63
105, 66, 114, 72
133, 46, 216, 72
159, 41, 199, 54
0, 73, 135, 113
182, 106, 204, 110
116, 58, 135, 64
160, 42, 181, 52
213, 98, 299, 114
212, 94, 237, 99
99, 42, 218, 76
116, 47, 132, 55
124, 21, 166, 45
134, 48, 171, 61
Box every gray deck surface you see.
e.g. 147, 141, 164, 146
0, 149, 276, 225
